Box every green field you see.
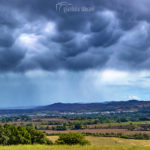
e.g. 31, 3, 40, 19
1, 136, 150, 150
102, 120, 150, 126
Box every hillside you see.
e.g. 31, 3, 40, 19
0, 100, 150, 115
37, 100, 149, 112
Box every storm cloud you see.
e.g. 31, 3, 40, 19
0, 0, 150, 72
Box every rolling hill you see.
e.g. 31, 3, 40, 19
0, 100, 150, 115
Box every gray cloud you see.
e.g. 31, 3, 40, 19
0, 0, 150, 72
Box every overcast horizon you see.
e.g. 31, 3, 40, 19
0, 0, 150, 107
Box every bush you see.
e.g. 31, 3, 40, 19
55, 132, 90, 145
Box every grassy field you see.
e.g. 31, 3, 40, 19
102, 121, 150, 126
1, 136, 150, 150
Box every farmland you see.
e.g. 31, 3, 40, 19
1, 102, 150, 149
2, 115, 150, 137
1, 106, 150, 149
44, 128, 150, 135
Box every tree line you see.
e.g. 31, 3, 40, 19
0, 124, 90, 145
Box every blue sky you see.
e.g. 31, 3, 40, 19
0, 0, 150, 107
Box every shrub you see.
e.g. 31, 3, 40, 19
55, 132, 90, 145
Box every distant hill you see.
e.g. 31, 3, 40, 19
0, 100, 150, 115
36, 100, 150, 112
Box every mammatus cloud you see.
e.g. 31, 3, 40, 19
0, 0, 150, 72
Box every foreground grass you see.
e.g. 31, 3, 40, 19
1, 137, 150, 150
48, 136, 150, 147
86, 136, 150, 147
1, 144, 150, 150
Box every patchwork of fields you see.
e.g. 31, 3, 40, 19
1, 115, 150, 149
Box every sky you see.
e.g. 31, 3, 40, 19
0, 0, 150, 107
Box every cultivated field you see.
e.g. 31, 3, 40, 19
1, 137, 150, 150
43, 128, 150, 135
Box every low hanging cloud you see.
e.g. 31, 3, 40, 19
0, 0, 150, 72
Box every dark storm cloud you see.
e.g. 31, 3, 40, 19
0, 0, 150, 72
0, 47, 25, 71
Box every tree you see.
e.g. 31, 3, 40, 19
74, 123, 82, 130
0, 124, 53, 145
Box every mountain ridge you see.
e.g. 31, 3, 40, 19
0, 100, 150, 115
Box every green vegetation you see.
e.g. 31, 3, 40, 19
2, 114, 150, 132
52, 125, 67, 131
56, 132, 90, 145
84, 133, 150, 140
0, 124, 52, 145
